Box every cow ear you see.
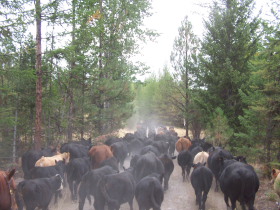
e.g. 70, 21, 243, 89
8, 169, 16, 180
272, 169, 276, 175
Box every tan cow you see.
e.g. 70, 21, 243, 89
35, 152, 70, 167
272, 168, 280, 197
193, 151, 209, 165
175, 137, 192, 153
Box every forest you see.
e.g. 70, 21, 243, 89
0, 0, 279, 169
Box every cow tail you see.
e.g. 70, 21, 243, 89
150, 181, 161, 209
99, 178, 119, 208
239, 177, 247, 208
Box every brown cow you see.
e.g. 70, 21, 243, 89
0, 169, 17, 210
175, 137, 192, 153
35, 152, 70, 167
88, 144, 113, 169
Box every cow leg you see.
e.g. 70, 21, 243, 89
224, 194, 230, 208
129, 199, 133, 210
194, 188, 200, 206
164, 173, 169, 191
229, 197, 237, 210
202, 190, 209, 210
246, 199, 256, 210
108, 204, 119, 210
54, 192, 58, 204
26, 204, 36, 210
240, 202, 247, 210
68, 179, 74, 201
94, 199, 105, 210
73, 181, 79, 201
42, 206, 49, 210
186, 165, 191, 182
78, 184, 87, 210
181, 166, 186, 182
214, 177, 219, 192
79, 197, 86, 210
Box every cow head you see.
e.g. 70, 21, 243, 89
55, 174, 64, 191
63, 152, 70, 163
272, 168, 280, 180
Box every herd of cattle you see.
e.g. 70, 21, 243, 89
1, 126, 280, 210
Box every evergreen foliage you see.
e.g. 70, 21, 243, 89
200, 0, 260, 131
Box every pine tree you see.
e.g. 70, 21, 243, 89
200, 0, 260, 131
170, 16, 200, 137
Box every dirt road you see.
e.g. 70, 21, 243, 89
51, 155, 226, 210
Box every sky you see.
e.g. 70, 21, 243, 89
136, 0, 273, 79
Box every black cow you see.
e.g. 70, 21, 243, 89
177, 150, 193, 182
135, 174, 164, 210
127, 138, 144, 156
190, 146, 203, 158
151, 141, 169, 154
66, 157, 91, 201
110, 141, 128, 169
16, 174, 63, 210
99, 156, 119, 172
94, 169, 135, 210
133, 152, 164, 183
69, 137, 92, 147
140, 145, 160, 156
159, 154, 175, 191
189, 139, 213, 152
207, 147, 233, 191
29, 160, 66, 203
123, 133, 135, 143
104, 136, 122, 146
78, 166, 118, 210
219, 159, 259, 210
21, 147, 57, 179
30, 160, 66, 180
130, 154, 140, 168
190, 163, 213, 210
60, 143, 89, 160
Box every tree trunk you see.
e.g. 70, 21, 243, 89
13, 101, 18, 162
185, 42, 189, 138
80, 71, 85, 139
97, 0, 104, 135
67, 0, 77, 142
265, 115, 275, 163
34, 0, 42, 150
